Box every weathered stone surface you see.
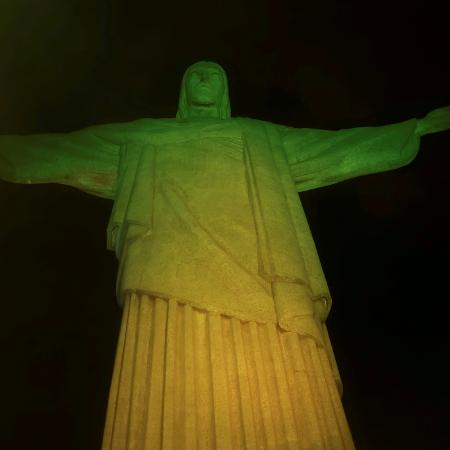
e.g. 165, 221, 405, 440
1, 60, 449, 449
102, 292, 354, 450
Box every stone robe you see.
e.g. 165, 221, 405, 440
0, 116, 420, 349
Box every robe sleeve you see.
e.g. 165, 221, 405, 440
281, 118, 420, 192
0, 122, 131, 199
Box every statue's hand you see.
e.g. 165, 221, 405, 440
416, 106, 450, 136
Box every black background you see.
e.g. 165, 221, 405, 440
0, 1, 449, 449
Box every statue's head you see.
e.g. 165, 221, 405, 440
176, 61, 231, 120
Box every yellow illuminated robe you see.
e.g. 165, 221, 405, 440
0, 116, 419, 449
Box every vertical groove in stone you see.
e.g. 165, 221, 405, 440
277, 330, 304, 446
193, 308, 215, 449
286, 332, 327, 449
241, 321, 269, 450
231, 318, 258, 449
309, 338, 344, 450
265, 324, 299, 448
124, 296, 140, 450
248, 321, 277, 448
257, 323, 286, 448
208, 313, 234, 450
102, 293, 355, 450
300, 335, 332, 448
183, 304, 197, 450
173, 302, 186, 449
138, 294, 154, 449
127, 296, 154, 450
318, 346, 355, 450
142, 298, 167, 450
112, 292, 139, 449
304, 337, 343, 449
222, 317, 245, 449
161, 299, 177, 449
102, 293, 132, 450
321, 323, 343, 397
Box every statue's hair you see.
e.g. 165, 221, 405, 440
176, 61, 231, 119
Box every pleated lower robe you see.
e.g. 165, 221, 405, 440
101, 292, 355, 450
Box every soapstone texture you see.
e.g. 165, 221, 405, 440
1, 61, 449, 449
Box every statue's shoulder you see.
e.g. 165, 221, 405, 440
233, 116, 269, 127
124, 117, 177, 130
233, 116, 289, 135
120, 117, 289, 138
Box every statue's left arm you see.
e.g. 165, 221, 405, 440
282, 106, 450, 192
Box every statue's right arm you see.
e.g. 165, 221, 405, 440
0, 120, 147, 199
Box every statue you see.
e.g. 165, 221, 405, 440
1, 60, 449, 450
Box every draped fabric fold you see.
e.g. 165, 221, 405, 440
106, 118, 330, 348
102, 292, 354, 450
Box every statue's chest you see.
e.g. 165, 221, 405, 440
150, 120, 244, 143
150, 121, 246, 178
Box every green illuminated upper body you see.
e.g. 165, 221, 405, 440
0, 61, 448, 341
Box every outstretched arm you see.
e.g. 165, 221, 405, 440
282, 106, 450, 192
0, 120, 145, 199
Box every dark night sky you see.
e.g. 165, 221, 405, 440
0, 1, 449, 449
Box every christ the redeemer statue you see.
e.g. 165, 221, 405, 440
1, 61, 449, 450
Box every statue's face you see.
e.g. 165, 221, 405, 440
185, 66, 225, 108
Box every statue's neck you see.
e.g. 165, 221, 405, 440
185, 104, 220, 119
